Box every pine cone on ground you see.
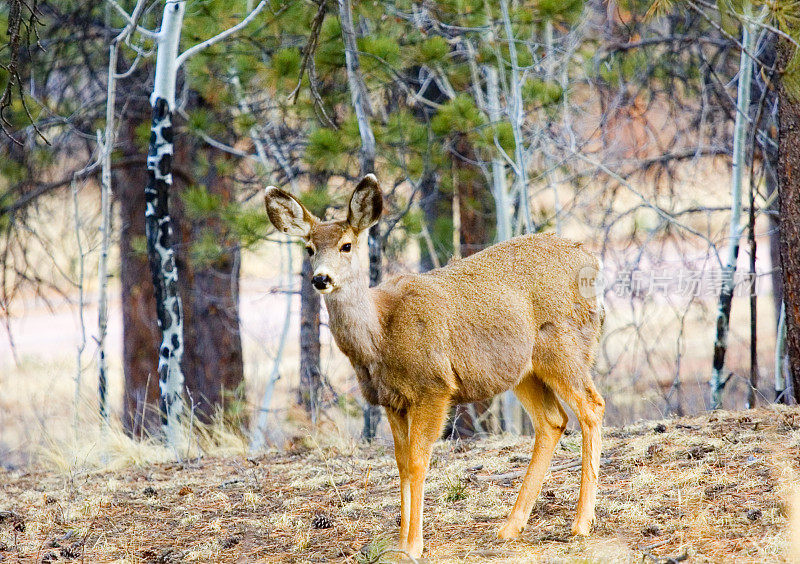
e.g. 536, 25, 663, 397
311, 513, 333, 529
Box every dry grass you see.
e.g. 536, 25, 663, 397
0, 407, 799, 563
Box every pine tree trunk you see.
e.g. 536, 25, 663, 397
777, 37, 800, 404
298, 256, 322, 421
117, 120, 246, 435
418, 171, 442, 272
116, 122, 162, 436
339, 0, 382, 439
443, 134, 497, 438
179, 146, 245, 425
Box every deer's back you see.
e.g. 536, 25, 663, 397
372, 234, 603, 407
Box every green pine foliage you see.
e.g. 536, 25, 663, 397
535, 0, 584, 23
305, 127, 359, 172
431, 95, 486, 137
522, 78, 564, 107
416, 36, 450, 64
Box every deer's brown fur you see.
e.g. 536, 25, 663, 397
265, 175, 605, 558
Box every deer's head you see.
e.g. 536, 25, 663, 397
264, 174, 383, 294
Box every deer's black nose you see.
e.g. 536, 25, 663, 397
312, 274, 332, 290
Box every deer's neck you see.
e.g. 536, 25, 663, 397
324, 278, 383, 366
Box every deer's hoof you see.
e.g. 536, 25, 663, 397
570, 520, 591, 536
497, 521, 523, 540
405, 543, 423, 560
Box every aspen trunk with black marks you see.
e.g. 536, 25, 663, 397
710, 16, 756, 410
748, 165, 758, 409
339, 0, 382, 439
777, 33, 800, 404
481, 6, 522, 432
145, 0, 187, 446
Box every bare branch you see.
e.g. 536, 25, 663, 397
175, 0, 268, 68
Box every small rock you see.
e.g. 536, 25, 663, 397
143, 486, 157, 498
642, 524, 661, 536
156, 548, 183, 564
687, 445, 714, 460
220, 536, 240, 549
654, 423, 667, 433
746, 508, 762, 521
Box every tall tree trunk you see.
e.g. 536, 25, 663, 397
339, 0, 382, 439
418, 170, 443, 272
443, 134, 498, 438
117, 121, 247, 435
146, 0, 187, 445
179, 145, 245, 425
777, 36, 800, 403
117, 122, 161, 437
709, 17, 756, 409
298, 256, 322, 421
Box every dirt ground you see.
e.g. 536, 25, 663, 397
1, 406, 799, 563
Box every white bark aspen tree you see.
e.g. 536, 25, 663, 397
72, 174, 87, 437
710, 9, 759, 410
98, 0, 147, 425
486, 66, 512, 242
251, 239, 293, 452
481, 5, 522, 434
500, 0, 534, 234
146, 0, 187, 447
485, 65, 521, 434
143, 0, 267, 448
338, 0, 383, 440
542, 18, 561, 235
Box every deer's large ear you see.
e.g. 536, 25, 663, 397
264, 186, 317, 238
347, 174, 383, 233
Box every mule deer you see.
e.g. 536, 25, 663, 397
265, 175, 605, 558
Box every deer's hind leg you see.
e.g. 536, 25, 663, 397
539, 362, 605, 536
498, 375, 568, 540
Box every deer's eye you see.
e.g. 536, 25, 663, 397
340, 243, 352, 253
306, 246, 314, 257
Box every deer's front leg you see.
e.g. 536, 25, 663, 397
386, 408, 411, 552
405, 395, 451, 559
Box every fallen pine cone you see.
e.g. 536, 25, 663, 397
311, 513, 333, 529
